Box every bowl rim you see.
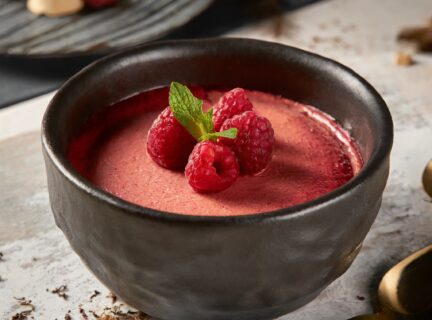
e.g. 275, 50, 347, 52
42, 37, 393, 224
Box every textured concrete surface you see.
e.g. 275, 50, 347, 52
1, 0, 432, 319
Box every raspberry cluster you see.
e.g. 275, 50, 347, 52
85, 0, 117, 9
147, 83, 275, 193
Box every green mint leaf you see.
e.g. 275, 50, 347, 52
169, 82, 202, 117
201, 108, 214, 133
169, 82, 235, 142
200, 128, 238, 141
169, 82, 206, 140
214, 128, 238, 139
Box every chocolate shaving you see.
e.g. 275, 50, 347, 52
397, 17, 432, 52
13, 297, 35, 310
107, 292, 117, 304
11, 311, 32, 320
64, 314, 72, 320
0, 275, 5, 282
93, 305, 151, 320
90, 290, 101, 301
97, 315, 149, 320
11, 297, 35, 320
97, 311, 151, 320
50, 285, 69, 300
90, 310, 101, 318
0, 252, 4, 261
79, 306, 89, 320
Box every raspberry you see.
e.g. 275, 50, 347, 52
185, 141, 239, 193
85, 0, 117, 9
212, 88, 253, 131
220, 111, 274, 175
147, 107, 196, 170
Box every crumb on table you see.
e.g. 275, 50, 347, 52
394, 52, 414, 66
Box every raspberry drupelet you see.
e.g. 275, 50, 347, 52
185, 141, 240, 193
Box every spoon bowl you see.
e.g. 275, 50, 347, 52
422, 159, 432, 197
350, 245, 432, 320
349, 313, 398, 320
378, 244, 432, 315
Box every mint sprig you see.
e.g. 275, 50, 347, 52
169, 82, 237, 142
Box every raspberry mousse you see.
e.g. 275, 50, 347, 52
68, 86, 363, 216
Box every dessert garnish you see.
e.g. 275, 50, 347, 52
86, 0, 118, 9
146, 106, 197, 170
27, 0, 85, 16
49, 285, 69, 300
168, 82, 238, 142
212, 88, 253, 131
185, 140, 240, 193
220, 110, 274, 175
12, 297, 35, 320
90, 290, 101, 301
27, 0, 117, 17
147, 82, 275, 193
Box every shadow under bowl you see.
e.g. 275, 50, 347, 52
42, 38, 393, 320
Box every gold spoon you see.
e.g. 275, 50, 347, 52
348, 313, 398, 320
422, 159, 432, 198
349, 244, 432, 319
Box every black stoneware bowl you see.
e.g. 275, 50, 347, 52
42, 38, 393, 320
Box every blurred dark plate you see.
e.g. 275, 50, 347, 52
0, 0, 320, 108
0, 0, 213, 57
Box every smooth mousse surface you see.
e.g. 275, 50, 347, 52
68, 87, 363, 216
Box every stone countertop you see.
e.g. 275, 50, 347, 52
1, 0, 432, 319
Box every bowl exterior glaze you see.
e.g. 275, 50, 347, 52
42, 38, 393, 320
